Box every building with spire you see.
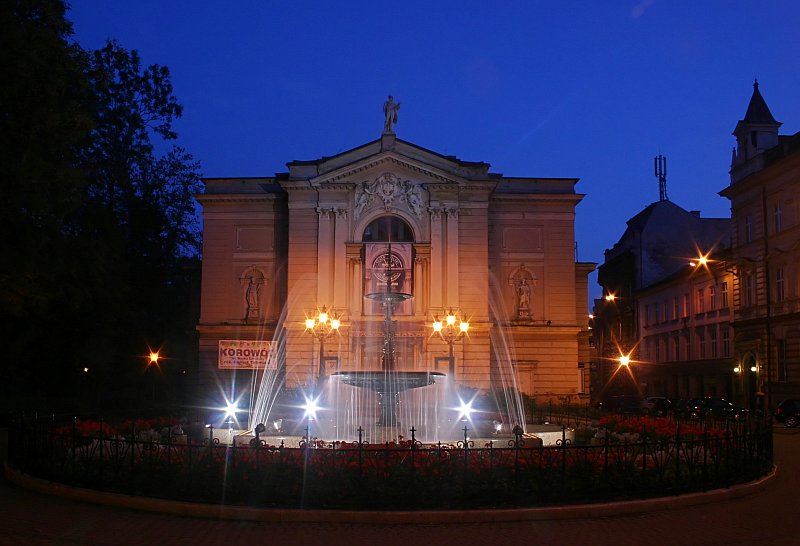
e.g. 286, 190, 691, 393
195, 101, 596, 409
720, 81, 800, 410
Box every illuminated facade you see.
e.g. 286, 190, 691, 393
196, 129, 594, 405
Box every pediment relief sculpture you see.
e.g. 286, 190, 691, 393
354, 172, 425, 219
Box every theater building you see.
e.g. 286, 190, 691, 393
196, 118, 594, 405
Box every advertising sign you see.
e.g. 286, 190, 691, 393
218, 340, 273, 369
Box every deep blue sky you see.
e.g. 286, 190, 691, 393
67, 1, 800, 302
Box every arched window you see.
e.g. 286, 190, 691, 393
362, 216, 413, 242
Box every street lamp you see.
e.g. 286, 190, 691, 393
304, 305, 343, 383
431, 310, 469, 376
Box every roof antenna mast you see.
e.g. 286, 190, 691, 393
654, 154, 668, 202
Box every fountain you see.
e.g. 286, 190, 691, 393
244, 246, 538, 446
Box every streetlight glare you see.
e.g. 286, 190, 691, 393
432, 320, 443, 332
446, 313, 456, 326
149, 351, 160, 364
303, 396, 320, 420
619, 354, 630, 367
457, 398, 474, 421
330, 318, 341, 330
605, 293, 616, 302
305, 318, 316, 329
459, 321, 469, 333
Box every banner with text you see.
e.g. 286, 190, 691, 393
218, 340, 273, 369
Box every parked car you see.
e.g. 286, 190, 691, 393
642, 396, 673, 416
774, 398, 800, 427
597, 395, 644, 414
685, 397, 748, 420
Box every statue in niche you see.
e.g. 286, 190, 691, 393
509, 264, 537, 320
383, 95, 400, 133
241, 268, 265, 321
518, 279, 531, 313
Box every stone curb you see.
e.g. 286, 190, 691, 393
4, 463, 776, 524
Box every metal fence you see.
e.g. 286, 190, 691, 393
7, 415, 773, 510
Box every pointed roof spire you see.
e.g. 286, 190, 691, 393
742, 79, 780, 125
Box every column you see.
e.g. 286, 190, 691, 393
346, 243, 363, 318
333, 208, 348, 309
445, 208, 459, 307
429, 207, 443, 309
316, 207, 333, 304
413, 243, 430, 317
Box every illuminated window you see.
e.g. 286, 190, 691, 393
697, 288, 705, 313
709, 285, 716, 310
721, 282, 729, 308
775, 203, 783, 233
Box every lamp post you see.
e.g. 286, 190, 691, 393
304, 305, 342, 384
431, 310, 469, 376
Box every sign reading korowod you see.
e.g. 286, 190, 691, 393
218, 340, 273, 369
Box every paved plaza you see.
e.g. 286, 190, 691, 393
0, 427, 797, 546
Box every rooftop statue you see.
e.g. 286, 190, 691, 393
383, 95, 400, 133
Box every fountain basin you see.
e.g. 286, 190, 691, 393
330, 370, 445, 393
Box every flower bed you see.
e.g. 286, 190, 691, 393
8, 414, 773, 510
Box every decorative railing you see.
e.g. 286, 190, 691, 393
6, 414, 773, 510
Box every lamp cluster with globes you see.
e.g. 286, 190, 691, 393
431, 310, 469, 377
304, 305, 343, 383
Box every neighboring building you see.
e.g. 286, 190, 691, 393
636, 256, 736, 401
720, 81, 800, 410
196, 118, 595, 407
594, 179, 729, 399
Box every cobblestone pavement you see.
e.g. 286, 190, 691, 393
1, 428, 797, 546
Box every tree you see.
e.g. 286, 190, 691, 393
0, 1, 202, 408
0, 0, 94, 400
75, 41, 202, 400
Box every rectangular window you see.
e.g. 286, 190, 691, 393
778, 340, 788, 382
644, 304, 649, 326
709, 285, 716, 310
697, 288, 705, 313
775, 203, 783, 233
776, 266, 785, 301
672, 336, 679, 361
721, 282, 729, 308
743, 274, 754, 307
745, 215, 752, 243
683, 294, 689, 317
653, 302, 659, 324
662, 300, 668, 323
697, 330, 706, 359
722, 327, 730, 357
672, 296, 678, 320
710, 328, 718, 358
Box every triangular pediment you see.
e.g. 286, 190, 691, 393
285, 136, 493, 186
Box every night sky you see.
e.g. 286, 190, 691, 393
67, 1, 800, 302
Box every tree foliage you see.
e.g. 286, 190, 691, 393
0, 0, 202, 408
